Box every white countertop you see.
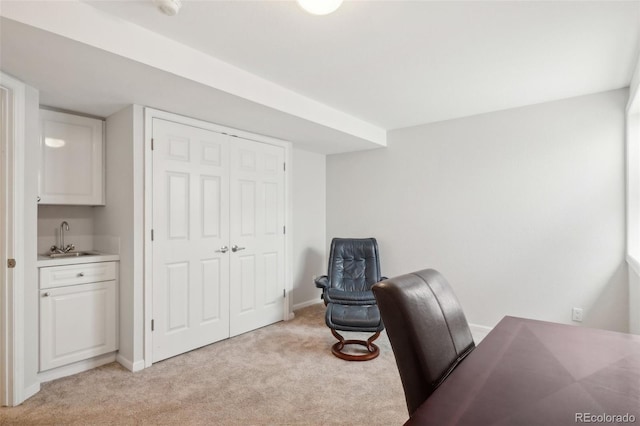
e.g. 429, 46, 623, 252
37, 251, 120, 267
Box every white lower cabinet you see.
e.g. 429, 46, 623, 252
39, 262, 118, 372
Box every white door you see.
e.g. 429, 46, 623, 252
229, 138, 286, 336
152, 118, 231, 362
0, 86, 5, 405
1, 74, 27, 406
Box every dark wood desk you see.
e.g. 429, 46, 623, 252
407, 316, 640, 425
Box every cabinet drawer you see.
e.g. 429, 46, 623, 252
40, 262, 117, 289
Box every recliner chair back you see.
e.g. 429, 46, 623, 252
328, 238, 382, 293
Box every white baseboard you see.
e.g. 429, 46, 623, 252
469, 323, 492, 343
293, 299, 322, 311
116, 354, 145, 372
38, 352, 117, 383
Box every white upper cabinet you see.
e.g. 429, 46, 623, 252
39, 109, 105, 205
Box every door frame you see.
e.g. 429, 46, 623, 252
143, 108, 293, 368
0, 72, 26, 406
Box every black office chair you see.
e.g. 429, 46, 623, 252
315, 238, 386, 361
372, 269, 475, 415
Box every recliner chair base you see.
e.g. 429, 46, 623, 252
330, 329, 381, 361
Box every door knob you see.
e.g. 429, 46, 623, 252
231, 245, 245, 252
216, 246, 229, 253
43, 292, 51, 297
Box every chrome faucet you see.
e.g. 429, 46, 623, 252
60, 221, 69, 251
50, 221, 75, 253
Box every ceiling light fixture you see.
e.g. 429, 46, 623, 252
296, 0, 343, 16
154, 0, 182, 16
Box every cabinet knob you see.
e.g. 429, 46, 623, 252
78, 272, 85, 277
43, 292, 50, 297
37, 196, 41, 203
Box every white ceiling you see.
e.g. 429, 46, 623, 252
1, 1, 639, 153
85, 0, 640, 129
0, 18, 382, 154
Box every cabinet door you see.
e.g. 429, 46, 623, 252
39, 109, 105, 205
40, 281, 117, 372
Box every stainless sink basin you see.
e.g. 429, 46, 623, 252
46, 251, 100, 259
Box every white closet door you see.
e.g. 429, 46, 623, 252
229, 138, 286, 337
152, 118, 230, 362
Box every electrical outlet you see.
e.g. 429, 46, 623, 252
572, 307, 584, 322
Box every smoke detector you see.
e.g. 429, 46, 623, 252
154, 0, 182, 16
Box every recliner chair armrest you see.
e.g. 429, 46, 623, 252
314, 275, 329, 289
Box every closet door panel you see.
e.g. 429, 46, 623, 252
151, 114, 287, 362
229, 139, 286, 337
152, 119, 230, 363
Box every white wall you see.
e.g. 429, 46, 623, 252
37, 206, 95, 254
327, 89, 628, 332
626, 54, 640, 334
291, 148, 326, 309
627, 110, 639, 334
630, 267, 640, 334
93, 105, 145, 371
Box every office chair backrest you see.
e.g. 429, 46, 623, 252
372, 269, 475, 415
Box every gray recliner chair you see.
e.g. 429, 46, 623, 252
315, 238, 386, 361
372, 269, 475, 415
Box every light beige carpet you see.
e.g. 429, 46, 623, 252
0, 304, 407, 425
